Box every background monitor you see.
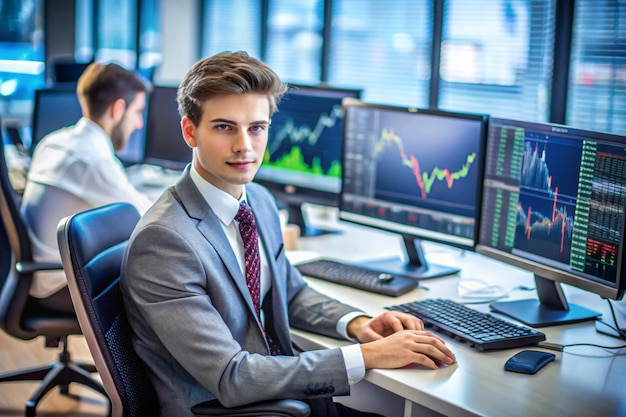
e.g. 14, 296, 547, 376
477, 118, 626, 327
340, 101, 488, 280
52, 61, 91, 84
142, 85, 190, 171
30, 88, 144, 164
255, 83, 362, 236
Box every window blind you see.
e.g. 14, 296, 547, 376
439, 0, 555, 122
202, 0, 262, 59
327, 0, 433, 107
265, 0, 323, 85
567, 0, 626, 135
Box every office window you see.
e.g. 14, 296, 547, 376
328, 0, 432, 107
75, 1, 94, 61
439, 0, 555, 121
138, 0, 162, 72
97, 0, 137, 68
567, 0, 626, 135
265, 0, 323, 84
0, 0, 44, 120
77, 0, 160, 72
202, 0, 262, 59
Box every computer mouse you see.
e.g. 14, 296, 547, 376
504, 350, 555, 374
377, 273, 395, 283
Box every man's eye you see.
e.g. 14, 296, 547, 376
250, 125, 266, 133
215, 124, 231, 131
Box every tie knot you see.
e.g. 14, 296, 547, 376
235, 201, 255, 225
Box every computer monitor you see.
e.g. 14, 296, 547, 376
31, 88, 82, 153
53, 61, 91, 84
255, 83, 363, 236
476, 117, 626, 327
30, 88, 144, 164
340, 101, 488, 280
142, 85, 190, 171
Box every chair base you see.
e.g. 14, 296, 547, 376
0, 344, 108, 417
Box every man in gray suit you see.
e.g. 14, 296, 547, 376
121, 51, 456, 417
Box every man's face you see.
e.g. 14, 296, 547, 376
181, 93, 270, 198
110, 92, 146, 152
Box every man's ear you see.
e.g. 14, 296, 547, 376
181, 116, 197, 148
110, 98, 127, 122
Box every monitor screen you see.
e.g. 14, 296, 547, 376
30, 88, 144, 164
142, 85, 190, 171
340, 101, 488, 280
53, 61, 90, 84
477, 117, 626, 327
255, 83, 362, 236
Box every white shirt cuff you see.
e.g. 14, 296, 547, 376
340, 344, 366, 385
336, 311, 369, 341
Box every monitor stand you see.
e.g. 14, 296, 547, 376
357, 235, 460, 281
490, 275, 601, 327
287, 202, 340, 238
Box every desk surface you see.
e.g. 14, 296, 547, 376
288, 209, 626, 417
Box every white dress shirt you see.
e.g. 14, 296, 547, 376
22, 117, 153, 298
189, 166, 366, 385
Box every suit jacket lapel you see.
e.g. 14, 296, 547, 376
173, 169, 259, 321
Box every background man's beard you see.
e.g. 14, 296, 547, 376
110, 121, 126, 152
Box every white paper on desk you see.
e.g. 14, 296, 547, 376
286, 250, 321, 265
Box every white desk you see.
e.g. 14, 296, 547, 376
287, 213, 626, 417
126, 163, 182, 201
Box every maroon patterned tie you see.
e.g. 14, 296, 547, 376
235, 201, 261, 318
235, 201, 282, 355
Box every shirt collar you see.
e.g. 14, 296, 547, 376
189, 164, 247, 226
76, 117, 116, 155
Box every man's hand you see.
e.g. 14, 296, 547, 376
347, 311, 425, 342
347, 311, 456, 370
360, 330, 456, 370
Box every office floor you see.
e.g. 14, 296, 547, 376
0, 331, 108, 417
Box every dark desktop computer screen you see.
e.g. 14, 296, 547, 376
30, 88, 144, 164
340, 101, 488, 280
142, 85, 190, 171
31, 88, 82, 153
477, 118, 626, 327
255, 83, 362, 236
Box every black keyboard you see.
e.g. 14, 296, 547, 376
296, 259, 418, 297
386, 298, 546, 351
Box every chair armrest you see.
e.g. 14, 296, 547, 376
16, 261, 64, 274
191, 398, 310, 417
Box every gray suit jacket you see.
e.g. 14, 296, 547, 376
121, 167, 361, 416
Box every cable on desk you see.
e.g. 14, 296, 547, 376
599, 298, 626, 339
538, 341, 626, 352
456, 278, 534, 305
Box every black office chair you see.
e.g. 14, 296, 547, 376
58, 202, 310, 417
0, 132, 106, 416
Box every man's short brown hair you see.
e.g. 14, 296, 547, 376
177, 51, 287, 126
77, 62, 152, 119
